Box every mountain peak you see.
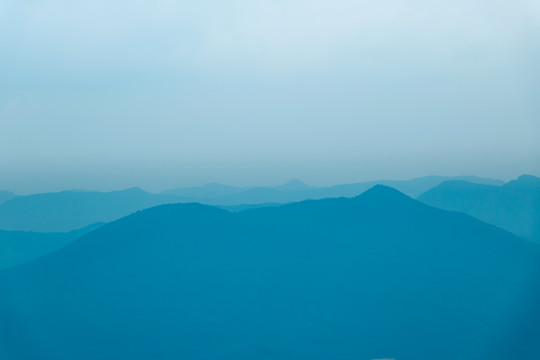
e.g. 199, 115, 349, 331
351, 185, 416, 210
2, 180, 536, 360
121, 187, 146, 194
286, 178, 305, 185
273, 178, 311, 192
360, 184, 410, 199
516, 174, 540, 184
503, 175, 540, 190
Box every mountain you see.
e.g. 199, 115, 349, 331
1, 186, 538, 360
0, 188, 187, 232
0, 223, 104, 270
0, 191, 16, 206
268, 178, 314, 192
0, 177, 502, 233
160, 179, 314, 202
310, 175, 504, 199
219, 202, 282, 212
418, 175, 540, 242
161, 183, 247, 198
161, 175, 503, 206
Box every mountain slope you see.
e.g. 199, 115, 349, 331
0, 191, 16, 206
418, 175, 540, 242
0, 188, 187, 232
1, 186, 538, 360
0, 223, 104, 270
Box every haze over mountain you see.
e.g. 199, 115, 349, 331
1, 186, 538, 360
0, 223, 103, 270
2, 1, 539, 194
418, 175, 540, 242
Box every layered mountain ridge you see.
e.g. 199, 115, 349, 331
1, 185, 539, 360
0, 175, 504, 233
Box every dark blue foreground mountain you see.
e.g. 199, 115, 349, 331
1, 186, 539, 360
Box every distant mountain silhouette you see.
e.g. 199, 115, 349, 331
0, 188, 188, 232
268, 178, 314, 192
0, 223, 103, 270
161, 179, 314, 198
0, 191, 16, 206
0, 176, 502, 232
418, 175, 540, 242
1, 186, 538, 360
161, 182, 247, 198
308, 175, 504, 199
162, 175, 503, 206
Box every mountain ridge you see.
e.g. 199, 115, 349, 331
0, 175, 505, 232
0, 188, 190, 232
0, 191, 16, 206
1, 185, 538, 360
418, 175, 540, 242
160, 175, 503, 202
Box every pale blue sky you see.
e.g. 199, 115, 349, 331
1, 0, 539, 194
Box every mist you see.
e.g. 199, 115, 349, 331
1, 0, 539, 193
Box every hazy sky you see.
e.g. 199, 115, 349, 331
1, 0, 539, 194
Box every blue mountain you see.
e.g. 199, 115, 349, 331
163, 175, 503, 205
418, 175, 540, 242
0, 223, 103, 270
0, 176, 502, 233
1, 186, 538, 360
0, 191, 16, 206
309, 175, 503, 199
0, 188, 188, 232
161, 182, 247, 198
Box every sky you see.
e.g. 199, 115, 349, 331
1, 0, 539, 194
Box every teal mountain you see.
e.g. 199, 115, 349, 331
418, 175, 540, 242
0, 191, 16, 206
0, 176, 502, 233
0, 223, 103, 270
1, 186, 538, 360
0, 188, 188, 232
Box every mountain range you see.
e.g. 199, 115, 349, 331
1, 186, 538, 360
162, 175, 503, 204
418, 174, 540, 242
0, 188, 188, 232
0, 175, 503, 233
